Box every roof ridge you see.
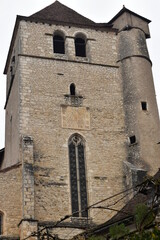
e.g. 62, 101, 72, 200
108, 6, 151, 24
30, 1, 95, 25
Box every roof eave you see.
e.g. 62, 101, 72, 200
19, 15, 114, 30
90, 215, 133, 235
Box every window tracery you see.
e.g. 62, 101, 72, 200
69, 134, 88, 217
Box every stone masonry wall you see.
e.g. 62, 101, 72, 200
118, 28, 160, 174
0, 164, 22, 237
3, 27, 21, 169
18, 20, 127, 226
19, 21, 118, 67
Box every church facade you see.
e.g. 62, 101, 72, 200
0, 1, 160, 239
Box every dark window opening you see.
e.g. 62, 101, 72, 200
129, 135, 136, 145
141, 101, 147, 111
70, 83, 76, 96
0, 213, 3, 235
53, 35, 65, 54
12, 56, 15, 63
69, 134, 88, 218
10, 66, 15, 79
75, 38, 86, 57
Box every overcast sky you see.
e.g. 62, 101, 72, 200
0, 0, 160, 148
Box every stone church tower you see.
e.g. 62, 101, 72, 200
0, 1, 160, 239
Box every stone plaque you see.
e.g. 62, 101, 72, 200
61, 105, 90, 130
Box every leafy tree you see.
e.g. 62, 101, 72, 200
107, 204, 158, 239
128, 227, 160, 240
134, 204, 155, 233
109, 223, 129, 239
87, 235, 106, 240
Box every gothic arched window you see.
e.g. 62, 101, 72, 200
69, 134, 88, 217
53, 34, 65, 54
75, 36, 86, 57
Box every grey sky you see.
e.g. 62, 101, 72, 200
0, 0, 160, 148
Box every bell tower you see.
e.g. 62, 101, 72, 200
0, 2, 160, 239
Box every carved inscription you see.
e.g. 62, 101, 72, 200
61, 105, 90, 130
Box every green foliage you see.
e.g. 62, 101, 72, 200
152, 227, 160, 239
88, 226, 160, 240
134, 204, 155, 232
87, 235, 106, 240
128, 227, 160, 240
109, 223, 129, 239
107, 204, 157, 239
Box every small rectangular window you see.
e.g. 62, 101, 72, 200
141, 101, 147, 111
129, 135, 136, 145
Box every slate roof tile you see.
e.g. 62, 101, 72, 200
30, 1, 95, 26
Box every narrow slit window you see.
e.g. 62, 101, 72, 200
141, 101, 147, 111
129, 135, 136, 145
70, 83, 76, 96
53, 35, 65, 54
0, 213, 3, 235
11, 56, 15, 63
